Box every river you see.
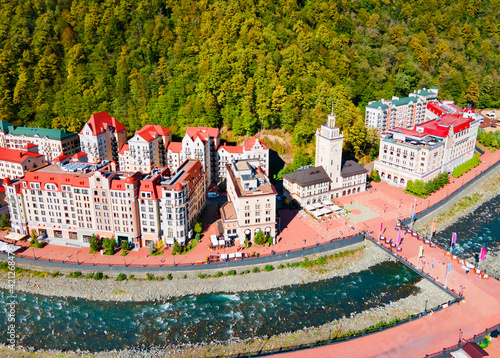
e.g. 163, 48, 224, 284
0, 261, 420, 352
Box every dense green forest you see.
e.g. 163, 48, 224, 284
0, 0, 499, 159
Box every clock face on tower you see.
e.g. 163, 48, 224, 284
332, 145, 341, 154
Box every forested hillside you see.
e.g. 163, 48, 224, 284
0, 0, 499, 158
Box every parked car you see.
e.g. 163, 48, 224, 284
208, 192, 219, 198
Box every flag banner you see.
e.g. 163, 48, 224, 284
447, 263, 452, 274
480, 248, 487, 260
397, 232, 402, 246
419, 245, 423, 258
432, 222, 436, 233
451, 232, 457, 245
411, 211, 415, 222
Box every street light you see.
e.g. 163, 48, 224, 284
75, 249, 79, 265
459, 329, 463, 344
424, 299, 428, 312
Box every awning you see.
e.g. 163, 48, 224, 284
320, 207, 332, 215
227, 235, 238, 239
210, 235, 218, 247
5, 232, 27, 241
331, 204, 342, 212
323, 200, 334, 206
218, 239, 225, 246
304, 204, 315, 211
0, 242, 20, 253
313, 202, 323, 209
312, 210, 324, 217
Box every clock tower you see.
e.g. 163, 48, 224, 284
315, 110, 344, 190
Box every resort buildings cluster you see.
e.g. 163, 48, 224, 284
0, 86, 485, 248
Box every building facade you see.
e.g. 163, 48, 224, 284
374, 109, 481, 187
0, 147, 46, 179
79, 112, 128, 163
220, 159, 277, 244
118, 125, 172, 173
216, 137, 270, 181
283, 111, 368, 205
3, 160, 206, 249
365, 87, 439, 132
0, 120, 79, 161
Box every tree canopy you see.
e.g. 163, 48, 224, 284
0, 0, 499, 158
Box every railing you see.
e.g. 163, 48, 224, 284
11, 234, 366, 272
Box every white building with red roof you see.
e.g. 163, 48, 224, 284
118, 125, 172, 173
216, 137, 270, 181
374, 109, 481, 187
79, 111, 128, 163
0, 147, 46, 180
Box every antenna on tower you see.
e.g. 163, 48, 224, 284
331, 102, 334, 115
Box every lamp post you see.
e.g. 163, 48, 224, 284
33, 247, 36, 260
458, 329, 463, 344
76, 249, 79, 265
424, 299, 428, 312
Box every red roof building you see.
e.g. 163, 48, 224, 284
0, 147, 46, 180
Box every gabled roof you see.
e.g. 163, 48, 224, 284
244, 137, 269, 151
460, 342, 489, 358
71, 151, 87, 160
167, 142, 182, 153
25, 143, 37, 150
186, 127, 220, 141
366, 100, 389, 109
118, 144, 129, 155
0, 147, 44, 164
283, 166, 331, 186
218, 145, 243, 154
52, 154, 69, 163
8, 125, 77, 140
0, 120, 10, 133
135, 125, 171, 142
80, 111, 126, 136
391, 97, 419, 107
341, 160, 368, 178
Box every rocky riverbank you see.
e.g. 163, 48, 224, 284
0, 241, 391, 302
0, 278, 454, 358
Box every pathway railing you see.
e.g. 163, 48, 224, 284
7, 234, 365, 272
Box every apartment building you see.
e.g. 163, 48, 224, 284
158, 159, 206, 246
79, 111, 128, 163
216, 137, 270, 181
365, 87, 438, 132
0, 147, 45, 179
3, 160, 205, 248
374, 109, 481, 187
283, 166, 332, 206
118, 125, 172, 173
220, 159, 277, 244
0, 120, 79, 161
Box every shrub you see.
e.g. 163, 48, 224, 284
452, 154, 481, 178
227, 270, 236, 276
146, 273, 154, 281
252, 267, 260, 273
183, 274, 187, 279
253, 231, 267, 245
93, 272, 104, 280
89, 234, 101, 253
278, 264, 284, 269
121, 240, 131, 251
167, 273, 173, 280
370, 169, 381, 183
267, 236, 273, 246
103, 237, 117, 255
0, 213, 10, 228
264, 264, 274, 271
216, 271, 224, 277
172, 241, 182, 255
194, 222, 203, 234
116, 273, 127, 281
148, 240, 155, 254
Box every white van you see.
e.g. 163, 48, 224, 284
208, 192, 219, 198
